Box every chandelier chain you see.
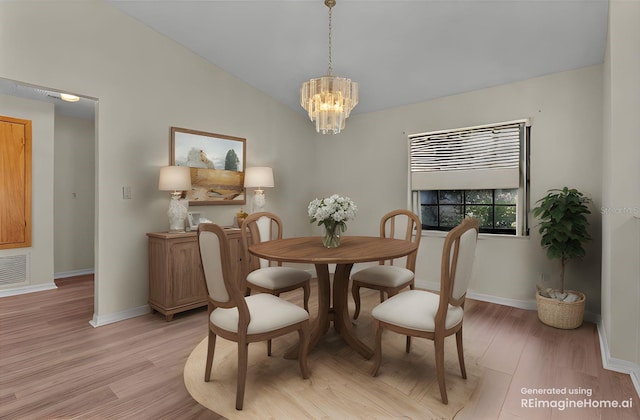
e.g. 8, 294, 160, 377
327, 4, 333, 75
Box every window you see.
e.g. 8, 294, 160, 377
409, 120, 529, 236
420, 189, 518, 235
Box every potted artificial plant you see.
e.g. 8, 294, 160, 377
532, 187, 592, 329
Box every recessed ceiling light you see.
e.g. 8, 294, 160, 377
60, 93, 80, 102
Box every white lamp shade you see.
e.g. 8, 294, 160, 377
244, 167, 274, 188
158, 166, 191, 191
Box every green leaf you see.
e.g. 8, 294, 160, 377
532, 186, 592, 268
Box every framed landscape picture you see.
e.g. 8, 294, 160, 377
171, 127, 246, 206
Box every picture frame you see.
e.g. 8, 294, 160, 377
171, 127, 246, 206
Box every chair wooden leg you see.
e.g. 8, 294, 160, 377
370, 320, 383, 376
352, 282, 362, 320
302, 282, 310, 313
267, 292, 280, 356
456, 327, 467, 379
298, 323, 311, 379
236, 341, 249, 410
403, 289, 411, 352
204, 330, 216, 382
379, 290, 385, 302
434, 335, 448, 405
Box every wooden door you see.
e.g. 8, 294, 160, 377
0, 116, 32, 249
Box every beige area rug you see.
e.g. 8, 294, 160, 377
184, 327, 483, 419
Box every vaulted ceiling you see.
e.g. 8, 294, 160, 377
107, 0, 609, 115
1, 1, 609, 120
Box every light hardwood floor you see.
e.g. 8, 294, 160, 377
1, 275, 638, 419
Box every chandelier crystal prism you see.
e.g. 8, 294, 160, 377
300, 0, 358, 135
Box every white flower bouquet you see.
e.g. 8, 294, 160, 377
308, 194, 357, 247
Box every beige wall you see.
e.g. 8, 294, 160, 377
330, 65, 604, 315
0, 0, 315, 323
54, 115, 95, 275
601, 0, 640, 369
0, 95, 55, 291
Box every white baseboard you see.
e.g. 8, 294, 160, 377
89, 305, 150, 328
54, 268, 95, 279
596, 320, 640, 398
633, 370, 640, 399
0, 282, 57, 297
466, 289, 538, 311
416, 279, 600, 323
416, 279, 538, 310
0, 269, 94, 297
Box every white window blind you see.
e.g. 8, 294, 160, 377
409, 121, 525, 190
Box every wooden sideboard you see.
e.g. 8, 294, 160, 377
147, 228, 245, 321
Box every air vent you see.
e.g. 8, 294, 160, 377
0, 254, 29, 285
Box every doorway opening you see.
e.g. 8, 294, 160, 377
0, 77, 98, 319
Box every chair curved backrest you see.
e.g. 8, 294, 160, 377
379, 209, 422, 270
198, 223, 249, 319
435, 217, 479, 326
241, 212, 284, 272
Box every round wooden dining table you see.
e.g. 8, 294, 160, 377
249, 235, 418, 359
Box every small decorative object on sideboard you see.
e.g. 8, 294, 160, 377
187, 212, 213, 231
532, 187, 592, 329
308, 194, 357, 248
236, 208, 249, 227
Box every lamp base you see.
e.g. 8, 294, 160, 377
167, 196, 188, 233
251, 189, 266, 213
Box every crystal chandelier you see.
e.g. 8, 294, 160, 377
300, 0, 358, 135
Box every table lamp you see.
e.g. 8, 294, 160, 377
158, 165, 191, 233
244, 167, 274, 213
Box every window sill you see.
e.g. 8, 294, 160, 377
421, 230, 530, 240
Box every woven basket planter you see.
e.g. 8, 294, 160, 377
536, 290, 586, 329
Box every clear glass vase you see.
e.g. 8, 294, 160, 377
322, 222, 341, 248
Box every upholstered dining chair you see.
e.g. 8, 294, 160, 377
370, 217, 479, 405
351, 209, 422, 320
198, 223, 311, 410
241, 211, 311, 355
